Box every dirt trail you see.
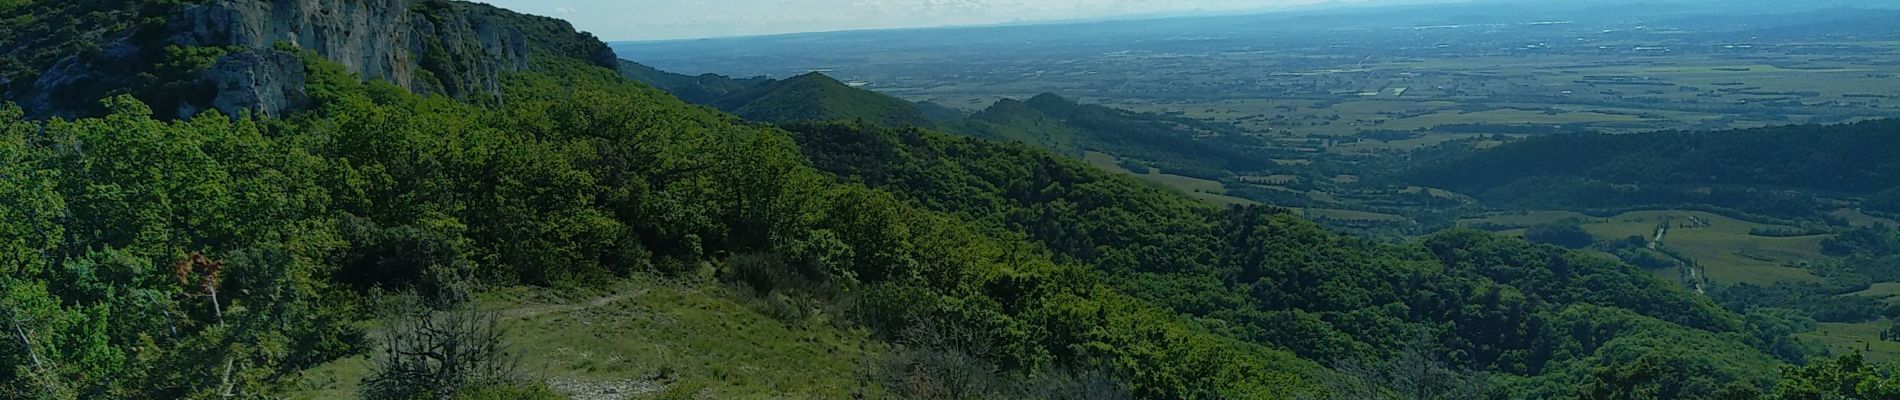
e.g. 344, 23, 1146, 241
501, 288, 646, 320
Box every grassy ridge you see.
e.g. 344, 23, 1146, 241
287, 278, 886, 399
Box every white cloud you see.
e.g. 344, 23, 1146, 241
480, 0, 1341, 40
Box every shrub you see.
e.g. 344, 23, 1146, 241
1867, 188, 1900, 217
1524, 222, 1596, 249
361, 294, 522, 400
726, 252, 796, 294
876, 345, 1004, 400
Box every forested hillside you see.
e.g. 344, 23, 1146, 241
785, 121, 1806, 399
1, 47, 1341, 399
619, 62, 1286, 181
964, 93, 1281, 178
711, 73, 938, 128
1399, 120, 1900, 219
618, 66, 948, 129
615, 60, 773, 104
6, 0, 1900, 399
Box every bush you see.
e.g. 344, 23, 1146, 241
1821, 225, 1899, 257
361, 294, 523, 400
1616, 249, 1680, 270
757, 291, 817, 324
1524, 222, 1596, 249
1017, 370, 1131, 400
1867, 188, 1900, 217
726, 252, 796, 294
872, 318, 1132, 400
337, 217, 474, 299
877, 347, 1006, 400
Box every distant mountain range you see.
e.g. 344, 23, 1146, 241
618, 61, 1290, 178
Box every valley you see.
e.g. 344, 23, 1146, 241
7, 0, 1900, 399
614, 0, 1900, 375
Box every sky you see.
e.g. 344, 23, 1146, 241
478, 0, 1357, 41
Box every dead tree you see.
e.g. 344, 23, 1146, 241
361, 295, 517, 400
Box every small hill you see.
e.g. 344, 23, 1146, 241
709, 72, 937, 128
966, 93, 1277, 177
963, 97, 1088, 151
616, 59, 773, 104
1398, 119, 1900, 218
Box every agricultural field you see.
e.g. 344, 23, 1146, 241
1086, 151, 1259, 206
1458, 210, 1596, 228
1466, 210, 1830, 285
1590, 211, 1826, 284
1804, 321, 1900, 363
624, 6, 1900, 163
1848, 283, 1900, 304
1834, 208, 1900, 228
1091, 48, 1900, 159
1301, 208, 1409, 223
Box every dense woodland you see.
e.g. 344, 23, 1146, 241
785, 121, 1830, 399
961, 94, 1281, 178
1399, 120, 1900, 221
619, 64, 1287, 180
3, 47, 1331, 398
6, 0, 1900, 399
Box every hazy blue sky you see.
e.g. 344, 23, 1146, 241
479, 0, 1355, 41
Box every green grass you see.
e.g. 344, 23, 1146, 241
283, 355, 372, 400
283, 278, 883, 399
1802, 321, 1900, 363
1459, 210, 1594, 227
1086, 151, 1259, 206
1084, 151, 1131, 173
1848, 283, 1900, 304
1835, 208, 1900, 228
1463, 209, 1830, 285
1579, 210, 1827, 285
1302, 208, 1408, 222
1330, 133, 1503, 154
1142, 171, 1228, 194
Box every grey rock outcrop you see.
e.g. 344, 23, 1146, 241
203, 49, 311, 119
12, 0, 618, 119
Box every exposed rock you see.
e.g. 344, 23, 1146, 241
9, 0, 618, 119
201, 49, 310, 119
546, 377, 663, 400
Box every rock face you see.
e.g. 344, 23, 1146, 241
14, 0, 618, 119
203, 50, 311, 118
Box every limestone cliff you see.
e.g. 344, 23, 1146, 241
5, 0, 618, 118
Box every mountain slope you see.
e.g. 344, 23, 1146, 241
1398, 119, 1900, 218
709, 72, 937, 128
616, 59, 773, 104
0, 0, 1856, 398
784, 120, 1786, 399
617, 64, 948, 129
0, 0, 617, 119
1, 2, 1323, 398
965, 93, 1279, 177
